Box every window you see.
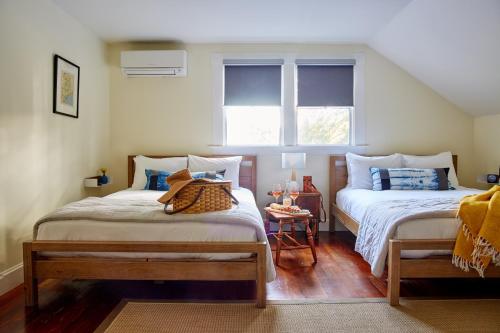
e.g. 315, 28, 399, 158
223, 61, 283, 145
296, 61, 354, 145
214, 55, 362, 148
225, 106, 281, 145
296, 107, 351, 145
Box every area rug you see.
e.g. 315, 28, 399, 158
97, 299, 500, 332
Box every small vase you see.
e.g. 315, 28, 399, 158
100, 173, 109, 185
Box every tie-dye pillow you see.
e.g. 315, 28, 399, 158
144, 169, 226, 191
370, 167, 454, 191
191, 170, 226, 180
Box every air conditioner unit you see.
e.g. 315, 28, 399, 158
120, 50, 187, 77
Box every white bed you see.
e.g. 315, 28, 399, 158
24, 154, 271, 309
329, 154, 500, 305
36, 188, 260, 261
336, 186, 483, 259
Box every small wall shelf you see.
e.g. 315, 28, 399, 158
476, 175, 499, 186
84, 176, 112, 188
477, 180, 499, 185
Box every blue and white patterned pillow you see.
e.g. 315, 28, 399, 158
191, 170, 225, 180
144, 169, 171, 191
144, 169, 226, 191
370, 167, 454, 191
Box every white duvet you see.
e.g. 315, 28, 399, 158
337, 187, 482, 277
35, 188, 276, 282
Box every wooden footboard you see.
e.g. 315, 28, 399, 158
388, 239, 500, 305
23, 241, 267, 308
331, 202, 500, 306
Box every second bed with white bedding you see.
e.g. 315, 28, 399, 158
336, 186, 482, 276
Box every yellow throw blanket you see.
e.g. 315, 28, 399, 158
453, 185, 500, 277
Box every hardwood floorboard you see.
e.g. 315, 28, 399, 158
0, 231, 499, 332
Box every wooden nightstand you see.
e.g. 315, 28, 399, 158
266, 191, 323, 240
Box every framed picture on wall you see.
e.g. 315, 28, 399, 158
53, 54, 80, 118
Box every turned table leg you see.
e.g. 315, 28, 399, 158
305, 218, 317, 263
276, 219, 284, 266
264, 211, 271, 235
291, 220, 296, 239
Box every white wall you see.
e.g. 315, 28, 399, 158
0, 0, 110, 283
474, 114, 500, 187
108, 42, 475, 226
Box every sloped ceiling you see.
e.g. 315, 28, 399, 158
51, 0, 411, 43
369, 0, 500, 116
52, 0, 500, 116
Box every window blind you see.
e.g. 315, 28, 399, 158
297, 62, 354, 107
224, 64, 282, 106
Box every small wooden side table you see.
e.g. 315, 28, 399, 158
265, 210, 317, 266
267, 191, 322, 240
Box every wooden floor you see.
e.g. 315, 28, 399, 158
1, 231, 499, 332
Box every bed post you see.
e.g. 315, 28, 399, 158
329, 156, 337, 233
387, 239, 401, 306
256, 243, 267, 308
329, 212, 336, 233
23, 242, 38, 307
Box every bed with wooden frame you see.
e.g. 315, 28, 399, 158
329, 154, 500, 305
23, 155, 267, 308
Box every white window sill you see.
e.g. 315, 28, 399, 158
208, 144, 367, 155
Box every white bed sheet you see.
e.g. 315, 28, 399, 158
36, 188, 257, 261
336, 187, 482, 258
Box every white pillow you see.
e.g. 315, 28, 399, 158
402, 152, 459, 189
346, 153, 403, 189
132, 155, 188, 189
188, 155, 242, 188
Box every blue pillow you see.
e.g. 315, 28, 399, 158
144, 169, 171, 191
370, 167, 454, 191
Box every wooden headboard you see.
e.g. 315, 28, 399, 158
329, 154, 458, 209
128, 155, 257, 196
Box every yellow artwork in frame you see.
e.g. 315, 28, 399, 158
61, 71, 75, 106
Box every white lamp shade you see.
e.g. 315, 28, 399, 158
282, 153, 306, 169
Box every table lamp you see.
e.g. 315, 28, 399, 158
282, 153, 306, 181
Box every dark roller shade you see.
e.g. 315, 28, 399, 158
224, 65, 282, 106
297, 65, 354, 107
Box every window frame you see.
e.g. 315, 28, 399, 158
211, 53, 365, 153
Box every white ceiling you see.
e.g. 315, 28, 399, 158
369, 0, 500, 116
52, 0, 411, 43
52, 0, 500, 116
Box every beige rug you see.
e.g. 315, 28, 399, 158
97, 299, 500, 333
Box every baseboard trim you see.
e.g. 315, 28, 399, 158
0, 263, 23, 296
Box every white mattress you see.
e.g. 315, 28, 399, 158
336, 186, 482, 258
36, 188, 257, 260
